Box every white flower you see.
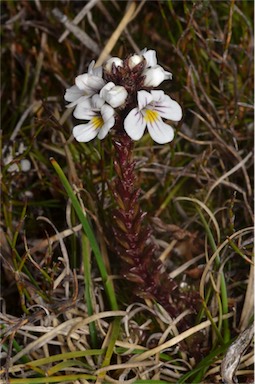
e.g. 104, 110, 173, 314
64, 60, 105, 108
124, 90, 182, 144
143, 66, 172, 87
128, 54, 143, 69
72, 94, 115, 142
104, 57, 123, 72
100, 82, 128, 108
141, 48, 172, 87
141, 49, 157, 67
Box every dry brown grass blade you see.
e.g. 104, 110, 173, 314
205, 351, 254, 382
199, 227, 254, 302
58, 0, 101, 43
220, 321, 254, 384
10, 317, 83, 364
28, 224, 82, 255
95, 360, 155, 376
52, 8, 100, 55
204, 151, 253, 204
36, 216, 71, 291
29, 32, 47, 104
175, 196, 221, 242
95, 2, 137, 66
238, 260, 254, 331
129, 313, 233, 364
169, 253, 205, 279
2, 101, 42, 156
222, 0, 235, 62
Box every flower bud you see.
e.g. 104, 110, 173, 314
128, 54, 143, 69
143, 66, 172, 87
104, 57, 123, 73
100, 82, 128, 108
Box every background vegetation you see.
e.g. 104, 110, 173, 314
1, 1, 253, 383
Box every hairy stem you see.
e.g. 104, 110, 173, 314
110, 131, 180, 317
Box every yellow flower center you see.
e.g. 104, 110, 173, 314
144, 109, 159, 123
92, 116, 104, 129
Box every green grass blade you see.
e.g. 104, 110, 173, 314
8, 374, 97, 383
81, 232, 97, 347
177, 340, 232, 383
97, 317, 121, 381
50, 158, 118, 313
26, 349, 105, 367
197, 206, 230, 343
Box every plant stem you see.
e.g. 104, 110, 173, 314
109, 132, 182, 317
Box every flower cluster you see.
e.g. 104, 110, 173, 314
65, 49, 182, 144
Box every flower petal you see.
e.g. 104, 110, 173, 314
143, 65, 172, 87
91, 94, 105, 109
73, 100, 97, 120
75, 74, 105, 93
105, 57, 123, 72
124, 108, 146, 140
108, 86, 128, 108
128, 54, 143, 69
88, 60, 103, 77
100, 82, 128, 108
98, 120, 114, 139
142, 49, 157, 67
97, 123, 112, 139
137, 90, 153, 111
147, 116, 174, 144
143, 67, 164, 87
64, 85, 84, 102
74, 74, 91, 91
73, 122, 99, 142
67, 95, 92, 109
99, 82, 115, 99
101, 103, 115, 122
98, 104, 115, 139
150, 90, 165, 102
151, 91, 182, 121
